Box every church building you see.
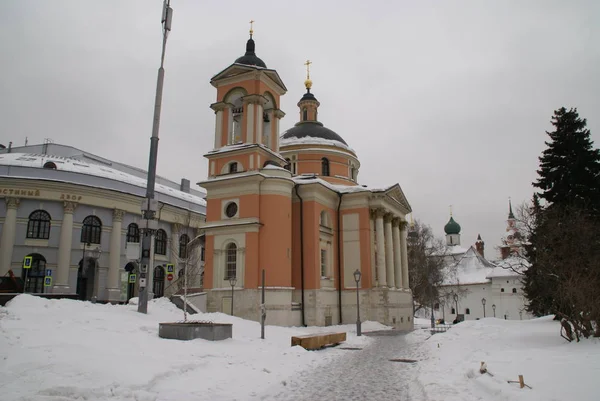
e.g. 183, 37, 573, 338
198, 28, 413, 328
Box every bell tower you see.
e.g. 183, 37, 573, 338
206, 22, 287, 178
199, 23, 295, 319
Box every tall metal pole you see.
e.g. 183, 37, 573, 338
138, 0, 173, 314
355, 277, 361, 336
230, 281, 234, 316
260, 269, 266, 339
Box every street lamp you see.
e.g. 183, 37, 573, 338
453, 293, 459, 317
229, 275, 237, 316
89, 246, 102, 303
481, 297, 487, 318
492, 304, 496, 317
353, 269, 362, 336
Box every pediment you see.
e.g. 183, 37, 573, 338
210, 64, 287, 93
384, 184, 412, 214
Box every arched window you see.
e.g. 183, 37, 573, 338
43, 161, 57, 169
179, 234, 190, 258
350, 166, 356, 181
126, 223, 140, 243
81, 215, 102, 244
263, 92, 274, 147
284, 158, 291, 171
225, 243, 237, 280
321, 158, 330, 176
229, 162, 238, 174
27, 210, 51, 239
22, 253, 46, 293
465, 308, 471, 315
501, 288, 505, 292
302, 108, 308, 121
155, 229, 167, 255
451, 307, 456, 314
434, 303, 440, 310
512, 288, 517, 293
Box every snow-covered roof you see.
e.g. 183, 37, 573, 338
204, 143, 286, 162
0, 153, 206, 208
486, 256, 530, 278
280, 136, 356, 154
442, 246, 496, 285
431, 244, 469, 257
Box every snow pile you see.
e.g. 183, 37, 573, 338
413, 316, 600, 401
0, 295, 387, 401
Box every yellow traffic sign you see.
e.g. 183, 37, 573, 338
23, 256, 33, 269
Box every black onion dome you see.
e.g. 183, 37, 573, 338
300, 89, 318, 102
281, 121, 348, 145
234, 38, 267, 68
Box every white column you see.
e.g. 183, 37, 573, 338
54, 201, 76, 293
375, 209, 386, 287
392, 218, 403, 289
0, 197, 20, 276
370, 211, 376, 286
246, 103, 255, 143
256, 103, 263, 145
227, 107, 233, 145
400, 223, 409, 289
107, 209, 124, 302
214, 109, 223, 149
384, 214, 395, 288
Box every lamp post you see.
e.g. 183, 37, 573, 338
492, 304, 496, 317
353, 269, 362, 336
229, 275, 237, 316
138, 0, 174, 315
481, 297, 487, 318
453, 293, 459, 317
89, 246, 102, 303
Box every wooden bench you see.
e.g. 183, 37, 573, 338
291, 332, 346, 350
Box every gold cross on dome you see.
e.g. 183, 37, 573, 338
449, 204, 453, 216
304, 60, 312, 79
249, 20, 255, 36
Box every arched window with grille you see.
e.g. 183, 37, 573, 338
155, 229, 167, 255
512, 288, 517, 293
126, 223, 140, 243
22, 253, 46, 293
225, 243, 237, 280
27, 210, 51, 239
229, 162, 238, 174
81, 216, 102, 244
321, 158, 330, 176
179, 234, 190, 258
465, 308, 471, 315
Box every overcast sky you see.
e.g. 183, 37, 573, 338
1, 0, 598, 258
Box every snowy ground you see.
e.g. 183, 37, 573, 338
0, 295, 388, 401
1, 296, 598, 401
411, 317, 600, 401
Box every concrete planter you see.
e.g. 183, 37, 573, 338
158, 322, 233, 341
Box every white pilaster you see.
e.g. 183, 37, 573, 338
370, 211, 376, 286
0, 197, 20, 276
214, 110, 223, 149
107, 209, 124, 302
375, 209, 386, 287
54, 201, 76, 293
246, 103, 255, 143
256, 104, 263, 145
400, 223, 409, 289
384, 214, 395, 288
392, 219, 403, 289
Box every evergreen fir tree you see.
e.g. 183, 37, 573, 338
533, 107, 600, 211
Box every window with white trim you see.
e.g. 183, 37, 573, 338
225, 243, 237, 280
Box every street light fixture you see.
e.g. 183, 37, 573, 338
453, 293, 459, 317
353, 269, 362, 336
492, 304, 496, 318
229, 276, 237, 316
481, 297, 487, 318
89, 246, 102, 303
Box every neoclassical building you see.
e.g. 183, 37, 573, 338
199, 31, 413, 328
0, 143, 205, 303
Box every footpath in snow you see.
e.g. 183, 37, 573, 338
0, 295, 388, 401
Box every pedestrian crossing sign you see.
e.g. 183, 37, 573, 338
166, 263, 174, 273
129, 274, 137, 284
23, 256, 33, 269
44, 277, 52, 287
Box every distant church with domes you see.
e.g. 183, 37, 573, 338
198, 27, 413, 328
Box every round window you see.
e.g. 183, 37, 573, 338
225, 202, 238, 218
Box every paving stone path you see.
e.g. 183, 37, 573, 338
260, 330, 428, 401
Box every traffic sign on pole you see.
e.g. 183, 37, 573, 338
167, 273, 174, 281
23, 256, 33, 269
